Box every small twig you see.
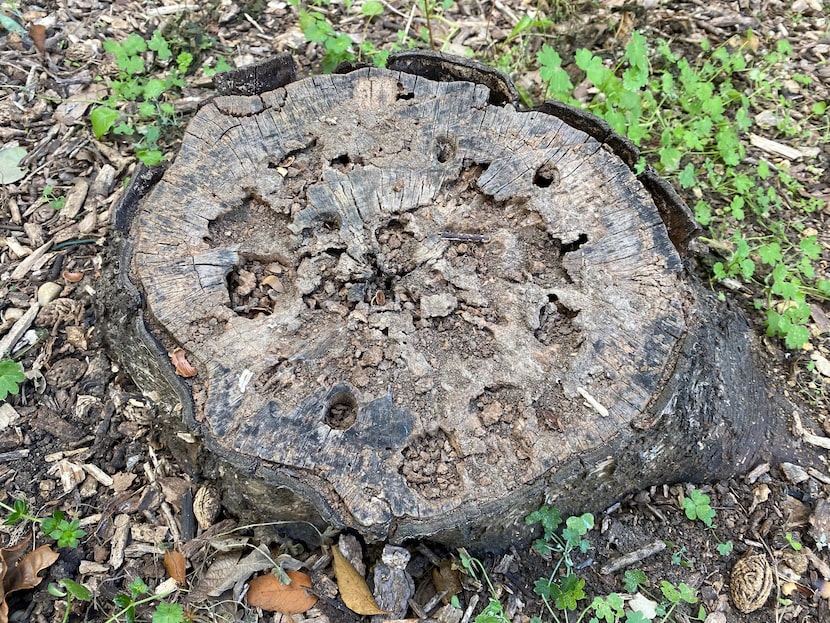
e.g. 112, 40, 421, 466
400, 2, 417, 47
0, 449, 30, 462
440, 231, 490, 242
600, 540, 666, 575
420, 589, 448, 615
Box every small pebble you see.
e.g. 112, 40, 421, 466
37, 281, 62, 306
3, 308, 24, 322
811, 353, 830, 378
420, 293, 457, 318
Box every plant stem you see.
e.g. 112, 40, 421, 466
103, 591, 175, 623
60, 596, 72, 623
422, 0, 435, 50
0, 500, 41, 524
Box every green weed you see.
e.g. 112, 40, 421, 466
90, 30, 193, 165
49, 576, 183, 623
717, 540, 734, 556
458, 549, 511, 623
288, 0, 395, 70
287, 0, 463, 70
41, 184, 67, 211
679, 487, 734, 557
681, 488, 716, 527
784, 531, 803, 551
2, 498, 85, 548
522, 507, 708, 622
2, 499, 181, 621
0, 359, 24, 402
48, 579, 91, 623
90, 22, 231, 167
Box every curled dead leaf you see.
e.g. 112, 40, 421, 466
247, 569, 318, 613
432, 559, 462, 603
1, 542, 60, 623
188, 547, 271, 603
7, 544, 61, 593
331, 542, 387, 616
163, 549, 187, 585
170, 348, 197, 378
62, 270, 84, 283
28, 25, 46, 54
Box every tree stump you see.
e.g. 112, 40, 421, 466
104, 53, 784, 546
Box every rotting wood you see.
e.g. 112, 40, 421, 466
101, 52, 790, 547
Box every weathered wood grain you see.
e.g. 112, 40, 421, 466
104, 58, 784, 546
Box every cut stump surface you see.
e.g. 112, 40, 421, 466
108, 57, 781, 544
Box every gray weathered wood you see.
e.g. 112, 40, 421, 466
103, 57, 785, 546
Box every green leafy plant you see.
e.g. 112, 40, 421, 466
681, 488, 716, 527
524, 507, 706, 622
288, 0, 393, 71
784, 532, 803, 551
0, 358, 25, 401
458, 549, 511, 623
91, 30, 195, 165
287, 0, 461, 71
667, 543, 694, 569
526, 508, 596, 622
1, 498, 86, 548
659, 581, 699, 620
48, 579, 92, 623
623, 569, 649, 593
48, 576, 182, 623
111, 578, 183, 623
41, 184, 66, 210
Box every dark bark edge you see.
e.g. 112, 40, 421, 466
212, 53, 297, 96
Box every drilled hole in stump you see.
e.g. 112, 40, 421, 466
435, 136, 456, 163
324, 386, 358, 429
533, 162, 560, 188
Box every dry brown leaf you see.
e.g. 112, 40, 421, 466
170, 348, 197, 378
331, 542, 387, 615
187, 550, 242, 602
5, 545, 60, 594
188, 546, 272, 603
28, 25, 46, 54
164, 549, 187, 585
1, 536, 35, 621
1, 543, 60, 623
247, 569, 318, 613
62, 270, 84, 283
0, 537, 32, 573
432, 559, 462, 603
0, 538, 31, 623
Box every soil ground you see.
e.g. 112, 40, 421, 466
1, 1, 829, 622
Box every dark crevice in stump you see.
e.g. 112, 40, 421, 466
100, 52, 792, 547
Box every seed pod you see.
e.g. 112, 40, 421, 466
730, 553, 772, 613
193, 485, 221, 530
